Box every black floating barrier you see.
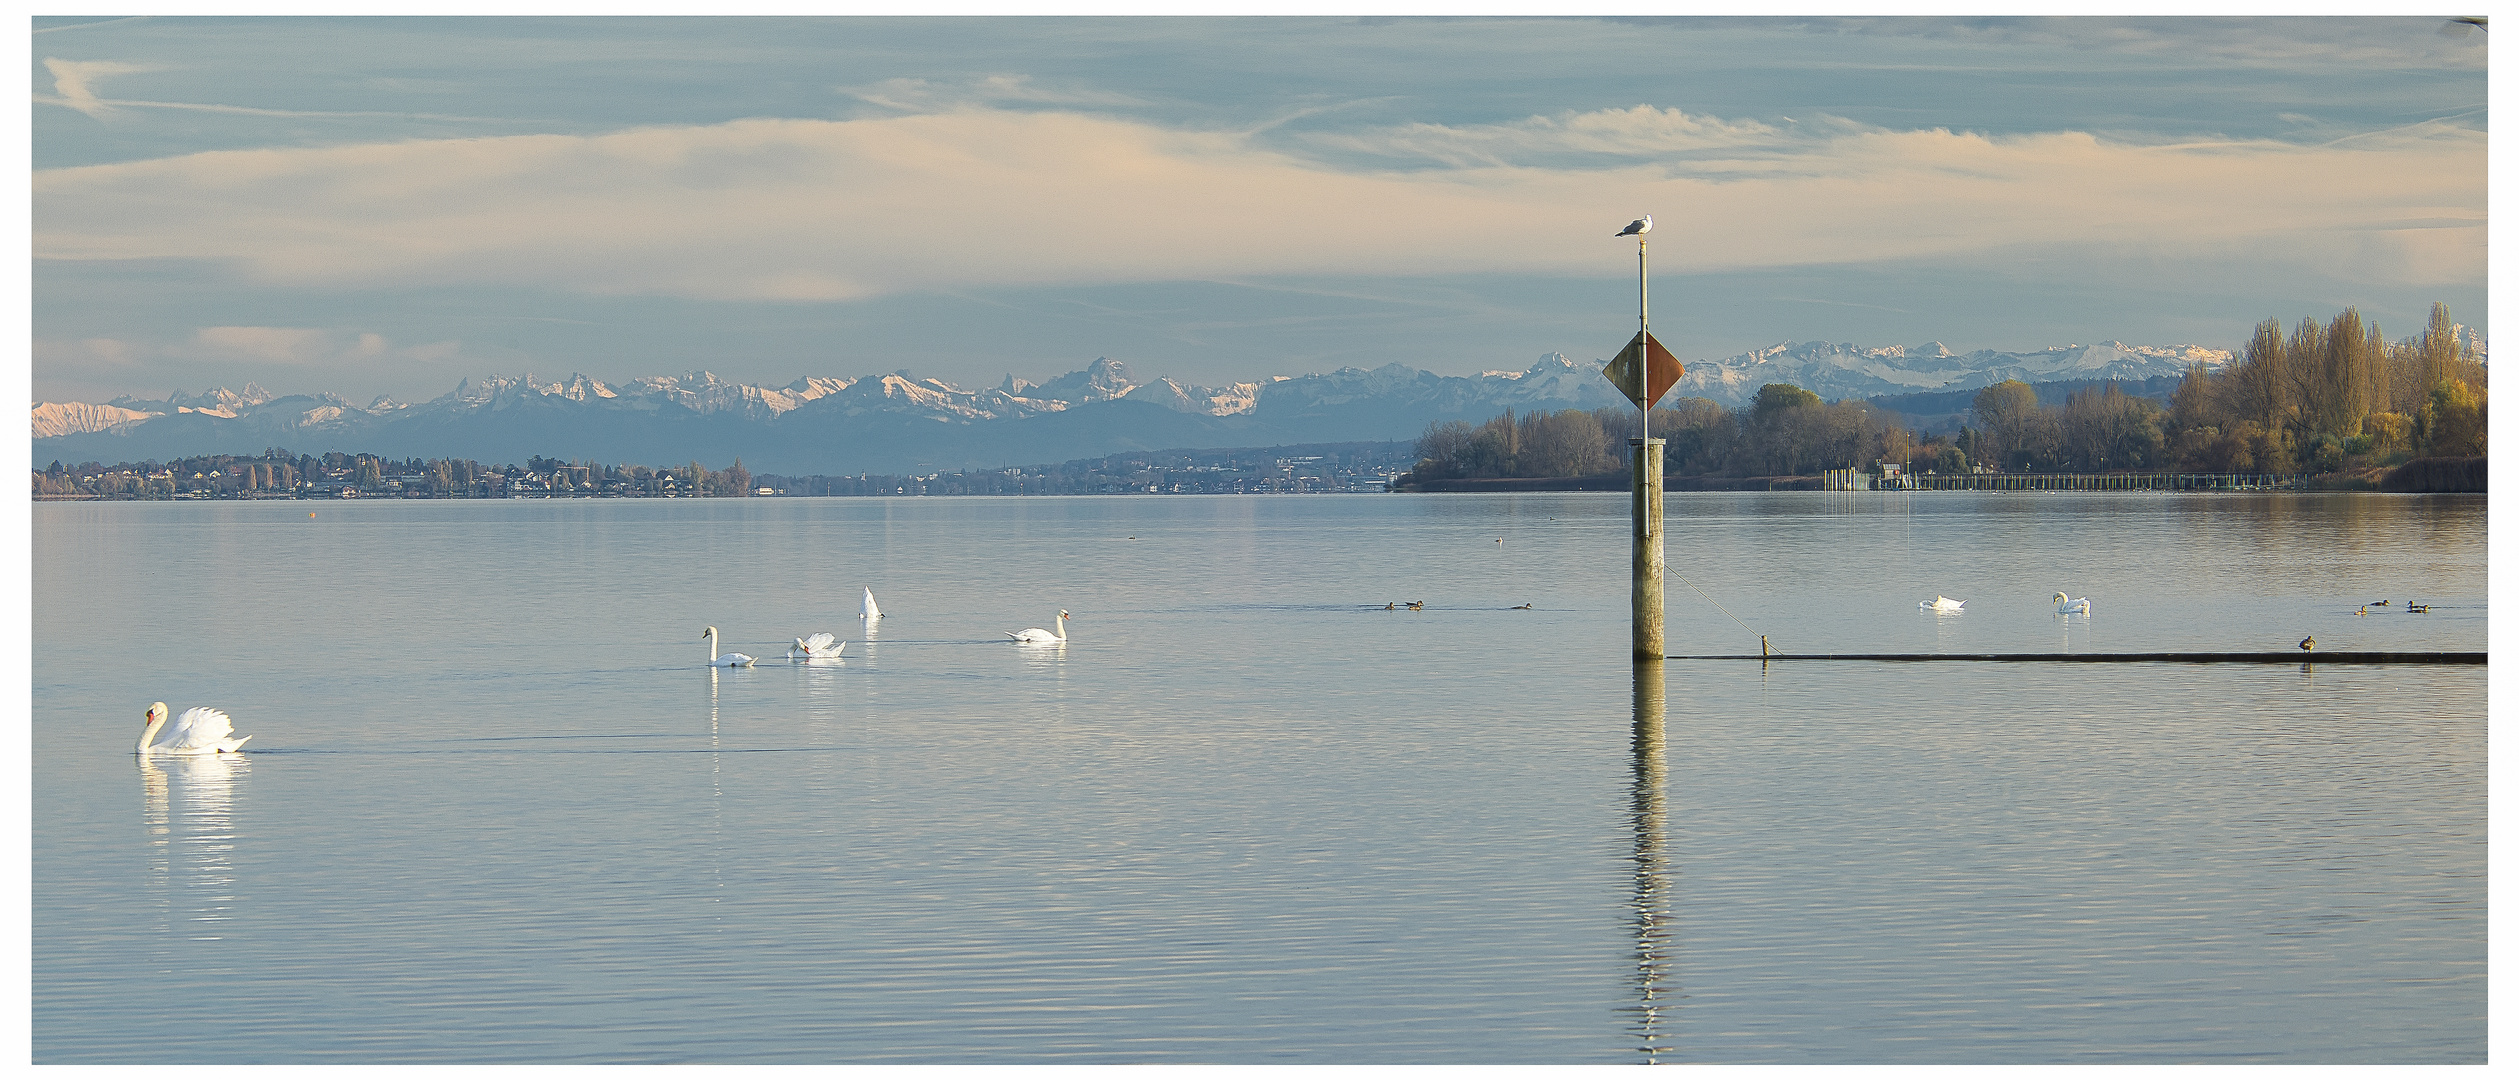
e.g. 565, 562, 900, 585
1669, 651, 2484, 665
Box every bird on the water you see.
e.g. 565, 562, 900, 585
2053, 592, 2091, 615
787, 633, 846, 659
2409, 603, 2431, 613
136, 703, 251, 756
1512, 603, 1533, 610
2300, 636, 2316, 652
1007, 611, 1070, 644
1615, 215, 1652, 236
703, 626, 755, 667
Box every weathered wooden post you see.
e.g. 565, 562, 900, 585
1605, 215, 1682, 660
1632, 435, 1664, 657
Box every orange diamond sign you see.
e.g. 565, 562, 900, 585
1602, 331, 1683, 408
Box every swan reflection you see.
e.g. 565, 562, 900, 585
1624, 660, 1677, 1061
137, 752, 248, 941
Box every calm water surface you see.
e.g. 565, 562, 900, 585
32, 493, 2486, 1062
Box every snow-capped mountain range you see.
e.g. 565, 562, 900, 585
33, 340, 2234, 474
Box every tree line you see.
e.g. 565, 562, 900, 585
34, 448, 759, 499
1401, 302, 2485, 483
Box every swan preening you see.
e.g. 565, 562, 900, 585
1920, 595, 1965, 612
788, 633, 846, 659
137, 702, 250, 755
703, 626, 756, 667
2054, 592, 2092, 615
861, 588, 883, 621
1007, 611, 1070, 644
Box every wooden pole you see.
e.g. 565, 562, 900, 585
1632, 230, 1664, 660
1633, 436, 1665, 659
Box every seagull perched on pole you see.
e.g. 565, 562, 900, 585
1615, 215, 1653, 237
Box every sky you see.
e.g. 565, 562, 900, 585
27, 15, 2491, 406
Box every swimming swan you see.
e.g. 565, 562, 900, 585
861, 588, 883, 621
2054, 592, 2091, 615
1007, 611, 1069, 644
703, 626, 756, 667
1920, 595, 1965, 612
137, 702, 251, 756
787, 632, 846, 659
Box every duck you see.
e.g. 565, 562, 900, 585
1405, 600, 1426, 610
1512, 603, 1534, 610
787, 632, 846, 659
1920, 595, 1964, 612
2370, 599, 2392, 607
2053, 592, 2091, 615
2354, 605, 2368, 616
1383, 602, 1396, 610
2299, 636, 2316, 651
703, 626, 755, 667
2409, 603, 2430, 614
136, 702, 251, 756
1007, 610, 1070, 644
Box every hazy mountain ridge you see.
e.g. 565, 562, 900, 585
1674, 340, 2233, 406
33, 343, 2230, 473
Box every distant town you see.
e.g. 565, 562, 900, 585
31, 442, 1419, 500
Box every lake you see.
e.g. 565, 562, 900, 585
31, 492, 2487, 1063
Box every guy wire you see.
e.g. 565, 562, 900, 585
1666, 563, 1762, 647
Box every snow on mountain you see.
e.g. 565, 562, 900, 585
1669, 340, 2230, 408
35, 341, 2237, 473
30, 401, 160, 438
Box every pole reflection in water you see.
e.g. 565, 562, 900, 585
136, 753, 249, 941
1623, 659, 1677, 1061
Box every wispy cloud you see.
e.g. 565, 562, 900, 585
1304, 104, 1801, 167
42, 57, 156, 118
37, 327, 464, 379
844, 74, 1147, 113
33, 107, 2483, 303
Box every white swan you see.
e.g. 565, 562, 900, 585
861, 588, 883, 621
2054, 592, 2091, 615
1007, 610, 1070, 644
787, 632, 846, 659
1920, 595, 1965, 612
137, 702, 251, 755
703, 626, 755, 667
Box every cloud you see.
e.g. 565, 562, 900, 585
39, 327, 462, 374
33, 107, 2484, 305
1303, 105, 1796, 167
42, 57, 155, 118
844, 74, 1148, 113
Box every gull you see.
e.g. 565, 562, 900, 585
1614, 215, 1653, 237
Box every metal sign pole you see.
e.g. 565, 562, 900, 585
1633, 233, 1663, 659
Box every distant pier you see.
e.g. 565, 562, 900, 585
1671, 651, 2484, 665
1826, 470, 2308, 492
